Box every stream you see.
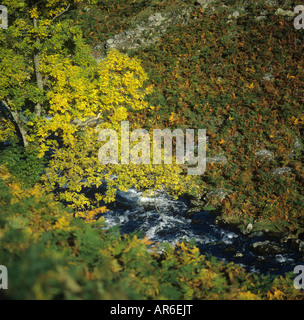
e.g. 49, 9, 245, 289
102, 188, 303, 276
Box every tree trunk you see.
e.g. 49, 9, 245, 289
1, 100, 29, 147
15, 114, 29, 148
33, 18, 44, 118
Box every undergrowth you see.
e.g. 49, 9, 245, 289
0, 167, 302, 300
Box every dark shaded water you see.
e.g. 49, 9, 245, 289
102, 188, 302, 276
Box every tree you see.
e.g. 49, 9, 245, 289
0, 0, 198, 210
0, 0, 94, 147
42, 126, 196, 210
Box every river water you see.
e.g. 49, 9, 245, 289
102, 188, 303, 276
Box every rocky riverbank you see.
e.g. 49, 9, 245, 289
185, 191, 304, 259
81, 0, 304, 266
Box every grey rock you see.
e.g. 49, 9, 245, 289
287, 239, 304, 253
263, 73, 275, 81
295, 137, 303, 150
260, 10, 269, 16
185, 206, 203, 218
248, 240, 288, 255
299, 241, 304, 252
206, 155, 228, 164
206, 188, 232, 206
106, 39, 114, 45
271, 167, 293, 177
240, 228, 250, 235
246, 223, 253, 232
289, 138, 302, 158
281, 233, 304, 253
265, 0, 279, 6
189, 199, 206, 208
240, 224, 255, 236
255, 15, 267, 22
275, 8, 295, 17
194, 0, 215, 9
234, 252, 244, 258
186, 196, 206, 218
290, 239, 301, 251
255, 149, 273, 160
281, 233, 297, 244
102, 8, 192, 53
188, 192, 202, 201
214, 216, 229, 227
148, 13, 166, 27
255, 9, 269, 22
228, 11, 240, 20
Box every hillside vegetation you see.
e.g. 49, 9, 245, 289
76, 0, 304, 234
0, 168, 302, 300
0, 0, 303, 300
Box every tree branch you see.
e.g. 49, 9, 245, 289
33, 17, 44, 117
71, 114, 102, 128
51, 4, 71, 22
0, 100, 29, 147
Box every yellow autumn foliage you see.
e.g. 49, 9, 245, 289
0, 118, 17, 143
39, 49, 200, 210
33, 49, 152, 155
0, 166, 74, 239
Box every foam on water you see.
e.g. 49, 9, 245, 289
102, 188, 302, 275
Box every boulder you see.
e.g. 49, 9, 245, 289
228, 10, 240, 20
284, 237, 304, 253
262, 73, 275, 81
234, 252, 244, 258
248, 240, 288, 255
194, 0, 215, 10
189, 199, 206, 208
214, 216, 230, 227
270, 167, 293, 177
205, 188, 232, 207
255, 149, 273, 160
275, 8, 295, 18
206, 155, 228, 164
246, 223, 253, 232
294, 137, 303, 150
185, 194, 206, 218
240, 223, 253, 235
102, 8, 192, 53
185, 206, 204, 218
